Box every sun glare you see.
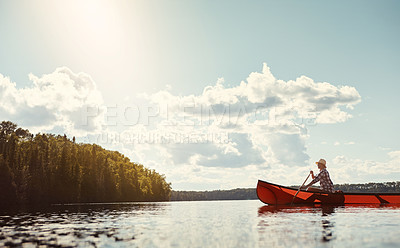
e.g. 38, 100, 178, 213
41, 0, 126, 55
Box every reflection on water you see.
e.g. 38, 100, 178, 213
320, 205, 335, 242
1, 201, 400, 247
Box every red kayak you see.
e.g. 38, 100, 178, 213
257, 180, 400, 205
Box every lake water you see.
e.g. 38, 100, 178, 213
0, 200, 399, 247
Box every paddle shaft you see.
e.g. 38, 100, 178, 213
290, 173, 311, 206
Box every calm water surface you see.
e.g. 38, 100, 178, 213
0, 200, 399, 247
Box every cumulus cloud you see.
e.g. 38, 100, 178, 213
0, 67, 104, 135
330, 152, 400, 184
138, 63, 361, 172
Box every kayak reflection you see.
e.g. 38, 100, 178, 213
257, 203, 400, 215
258, 204, 337, 215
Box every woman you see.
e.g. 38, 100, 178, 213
304, 158, 334, 193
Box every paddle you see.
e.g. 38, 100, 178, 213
290, 172, 311, 206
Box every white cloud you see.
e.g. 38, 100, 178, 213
139, 63, 361, 171
0, 67, 104, 135
330, 152, 400, 184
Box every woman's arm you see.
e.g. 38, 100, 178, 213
304, 172, 320, 188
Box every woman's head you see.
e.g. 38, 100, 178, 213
316, 158, 327, 170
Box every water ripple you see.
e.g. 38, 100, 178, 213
0, 202, 399, 247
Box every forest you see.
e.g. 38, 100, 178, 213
171, 188, 257, 201
0, 121, 171, 207
334, 181, 400, 193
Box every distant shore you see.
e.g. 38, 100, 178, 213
171, 181, 400, 201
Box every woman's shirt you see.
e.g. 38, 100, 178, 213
310, 168, 334, 192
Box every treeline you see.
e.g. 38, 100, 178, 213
171, 188, 257, 201
334, 182, 400, 193
171, 182, 400, 201
0, 121, 171, 207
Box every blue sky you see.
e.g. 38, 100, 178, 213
1, 1, 399, 190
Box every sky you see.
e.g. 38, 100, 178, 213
1, 0, 400, 190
